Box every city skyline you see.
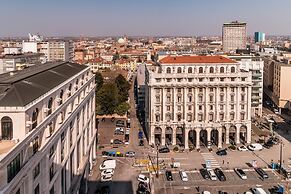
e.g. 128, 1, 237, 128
0, 0, 291, 37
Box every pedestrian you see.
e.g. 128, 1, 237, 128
222, 160, 225, 165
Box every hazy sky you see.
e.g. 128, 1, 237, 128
0, 0, 290, 37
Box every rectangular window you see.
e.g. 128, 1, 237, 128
220, 113, 224, 121
199, 88, 203, 92
241, 113, 245, 120
155, 115, 160, 122
177, 96, 181, 102
188, 106, 192, 111
33, 163, 40, 179
241, 87, 245, 92
167, 96, 171, 102
241, 104, 245, 110
177, 114, 182, 121
188, 88, 192, 93
33, 137, 39, 154
231, 104, 234, 110
220, 88, 224, 92
199, 105, 202, 110
198, 114, 203, 122
209, 95, 213, 102
241, 95, 245, 101
209, 78, 214, 82
220, 78, 225, 82
230, 113, 235, 121
156, 96, 160, 103
210, 88, 214, 92
231, 87, 235, 92
187, 114, 192, 122
178, 106, 181, 111
210, 105, 213, 110
188, 96, 192, 102
231, 78, 235, 81
198, 95, 203, 102
220, 105, 223, 110
220, 95, 224, 101
209, 114, 213, 121
166, 106, 170, 111
199, 78, 203, 82
7, 153, 21, 183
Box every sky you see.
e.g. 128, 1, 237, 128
0, 0, 290, 37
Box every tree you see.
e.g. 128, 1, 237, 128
95, 72, 103, 91
115, 74, 130, 103
115, 102, 130, 116
96, 83, 118, 115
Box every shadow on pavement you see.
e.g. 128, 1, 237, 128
87, 180, 134, 194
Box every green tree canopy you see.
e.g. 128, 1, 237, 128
95, 72, 104, 91
96, 83, 118, 115
115, 74, 130, 103
115, 102, 130, 116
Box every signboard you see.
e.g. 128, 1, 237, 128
206, 160, 212, 169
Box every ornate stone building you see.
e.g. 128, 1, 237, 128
145, 56, 252, 149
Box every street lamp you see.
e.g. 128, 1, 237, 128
156, 145, 159, 178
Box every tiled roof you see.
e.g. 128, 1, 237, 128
159, 55, 236, 64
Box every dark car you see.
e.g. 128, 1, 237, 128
102, 151, 108, 156
255, 167, 269, 179
113, 139, 123, 144
269, 137, 280, 145
214, 168, 226, 181
216, 149, 227, 156
116, 120, 125, 127
114, 130, 124, 135
137, 182, 150, 194
199, 168, 210, 180
139, 139, 144, 146
165, 170, 173, 181
95, 185, 110, 194
159, 147, 170, 153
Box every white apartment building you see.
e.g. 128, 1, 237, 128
222, 21, 247, 52
0, 61, 96, 194
227, 55, 264, 117
145, 56, 252, 149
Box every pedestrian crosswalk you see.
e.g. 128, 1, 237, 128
200, 152, 220, 168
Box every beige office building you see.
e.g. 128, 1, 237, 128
264, 57, 291, 111
0, 62, 96, 194
145, 56, 252, 149
222, 21, 247, 52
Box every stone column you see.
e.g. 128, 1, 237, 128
184, 128, 189, 149
247, 122, 252, 143
161, 127, 166, 146
225, 87, 229, 121
236, 87, 240, 121
195, 87, 198, 121
218, 128, 222, 149
236, 124, 241, 145
196, 128, 200, 149
205, 87, 209, 121
172, 127, 176, 146
162, 88, 167, 121
247, 86, 252, 121
225, 124, 230, 145
183, 87, 187, 120
207, 129, 211, 146
173, 88, 176, 122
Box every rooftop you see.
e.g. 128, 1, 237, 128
0, 61, 87, 107
0, 141, 17, 160
159, 55, 236, 64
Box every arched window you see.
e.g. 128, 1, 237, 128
177, 67, 182, 73
231, 66, 235, 73
47, 97, 53, 115
209, 67, 214, 73
220, 67, 225, 73
59, 90, 64, 105
199, 67, 203, 73
1, 116, 13, 140
188, 67, 193, 73
166, 67, 171, 74
32, 108, 39, 129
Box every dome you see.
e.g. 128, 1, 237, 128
118, 38, 126, 44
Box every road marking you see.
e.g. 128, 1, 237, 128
201, 153, 221, 168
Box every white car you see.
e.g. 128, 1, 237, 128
115, 127, 124, 132
248, 143, 263, 151
137, 174, 149, 184
101, 169, 114, 176
101, 174, 113, 182
202, 192, 211, 194
234, 168, 247, 180
206, 169, 217, 181
179, 170, 188, 182
238, 145, 248, 151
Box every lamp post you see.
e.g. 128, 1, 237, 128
156, 145, 159, 178
279, 140, 283, 174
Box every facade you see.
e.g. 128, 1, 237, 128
145, 55, 252, 149
0, 53, 43, 74
222, 21, 247, 52
254, 32, 265, 43
48, 41, 74, 62
0, 62, 96, 194
263, 57, 291, 111
228, 55, 264, 117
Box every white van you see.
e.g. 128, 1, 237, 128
252, 187, 267, 194
248, 143, 263, 151
99, 159, 116, 170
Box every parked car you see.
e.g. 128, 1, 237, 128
234, 168, 247, 180
269, 137, 280, 145
139, 139, 144, 146
125, 151, 135, 157
116, 120, 125, 127
263, 141, 273, 149
214, 168, 226, 181
136, 182, 150, 194
202, 191, 211, 194
113, 139, 123, 145
101, 174, 113, 182
255, 167, 269, 179
216, 149, 227, 156
179, 170, 188, 182
115, 127, 124, 132
238, 145, 248, 151
101, 169, 114, 176
251, 187, 267, 194
200, 168, 210, 180
247, 143, 263, 151
114, 130, 124, 135
207, 169, 218, 181
165, 170, 173, 181
159, 147, 170, 153
137, 174, 149, 184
